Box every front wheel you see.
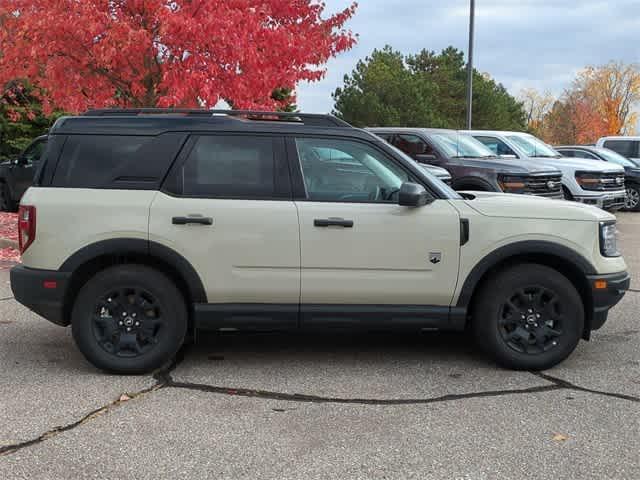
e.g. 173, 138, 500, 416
71, 265, 188, 374
624, 183, 640, 211
472, 264, 584, 370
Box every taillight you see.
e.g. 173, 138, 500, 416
18, 205, 36, 254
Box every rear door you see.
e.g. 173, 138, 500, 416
289, 135, 461, 326
149, 133, 300, 328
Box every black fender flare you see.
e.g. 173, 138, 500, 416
456, 240, 596, 309
60, 238, 207, 304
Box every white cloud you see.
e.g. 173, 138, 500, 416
297, 0, 640, 112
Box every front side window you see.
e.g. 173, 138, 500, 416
180, 136, 276, 198
427, 133, 495, 159
393, 134, 434, 158
295, 137, 411, 203
507, 134, 560, 158
475, 136, 518, 157
603, 140, 639, 158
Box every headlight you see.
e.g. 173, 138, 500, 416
599, 221, 620, 257
575, 172, 602, 191
498, 175, 527, 193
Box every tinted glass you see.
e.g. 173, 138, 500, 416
573, 150, 599, 160
393, 134, 434, 157
23, 139, 47, 164
507, 134, 560, 158
52, 135, 153, 188
475, 136, 518, 156
428, 133, 495, 158
603, 140, 639, 158
181, 135, 275, 198
296, 137, 411, 203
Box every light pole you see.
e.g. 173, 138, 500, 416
466, 0, 475, 129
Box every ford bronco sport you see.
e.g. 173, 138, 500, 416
11, 109, 630, 374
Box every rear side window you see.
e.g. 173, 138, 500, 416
603, 140, 639, 158
177, 135, 288, 199
51, 134, 185, 189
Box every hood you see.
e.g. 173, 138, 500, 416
453, 156, 560, 175
535, 156, 624, 173
460, 191, 614, 222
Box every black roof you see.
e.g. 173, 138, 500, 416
49, 109, 377, 140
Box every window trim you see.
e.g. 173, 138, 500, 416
286, 134, 440, 204
161, 132, 292, 201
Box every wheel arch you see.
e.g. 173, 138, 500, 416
60, 239, 207, 327
457, 241, 596, 339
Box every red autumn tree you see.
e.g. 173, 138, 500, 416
0, 1, 357, 113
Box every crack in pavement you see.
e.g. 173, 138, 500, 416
0, 297, 14, 302
1, 346, 638, 458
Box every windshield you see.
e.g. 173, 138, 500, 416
597, 148, 637, 167
428, 133, 496, 158
507, 134, 560, 158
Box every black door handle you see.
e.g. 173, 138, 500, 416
314, 218, 354, 228
172, 216, 213, 226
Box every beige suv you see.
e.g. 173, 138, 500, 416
10, 109, 630, 374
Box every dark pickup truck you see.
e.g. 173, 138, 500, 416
368, 128, 564, 199
0, 135, 47, 211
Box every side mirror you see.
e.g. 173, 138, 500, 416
398, 182, 433, 207
414, 153, 437, 164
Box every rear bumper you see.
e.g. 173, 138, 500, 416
587, 271, 630, 331
10, 265, 71, 326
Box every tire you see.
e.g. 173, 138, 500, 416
0, 183, 17, 212
623, 183, 640, 212
472, 263, 584, 370
71, 264, 188, 374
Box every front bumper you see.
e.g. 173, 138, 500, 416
10, 265, 71, 326
575, 191, 627, 211
586, 271, 630, 332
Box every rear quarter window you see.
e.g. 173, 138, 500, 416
51, 133, 186, 189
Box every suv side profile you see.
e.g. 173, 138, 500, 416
596, 137, 640, 163
11, 109, 629, 374
465, 131, 627, 211
0, 135, 47, 212
368, 128, 564, 198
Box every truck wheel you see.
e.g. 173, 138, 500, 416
624, 183, 640, 211
71, 265, 188, 374
0, 183, 17, 212
472, 264, 584, 370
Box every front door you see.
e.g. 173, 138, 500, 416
149, 134, 300, 328
290, 136, 461, 327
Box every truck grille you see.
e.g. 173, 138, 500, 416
526, 174, 563, 197
599, 172, 626, 191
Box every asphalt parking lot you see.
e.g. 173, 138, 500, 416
0, 215, 638, 480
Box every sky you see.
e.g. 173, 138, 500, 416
296, 0, 640, 113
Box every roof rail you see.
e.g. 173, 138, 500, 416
83, 108, 351, 128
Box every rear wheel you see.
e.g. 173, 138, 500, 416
71, 265, 188, 374
472, 264, 584, 370
624, 183, 640, 211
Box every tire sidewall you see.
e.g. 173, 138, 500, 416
624, 184, 640, 211
72, 265, 187, 374
473, 264, 584, 370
